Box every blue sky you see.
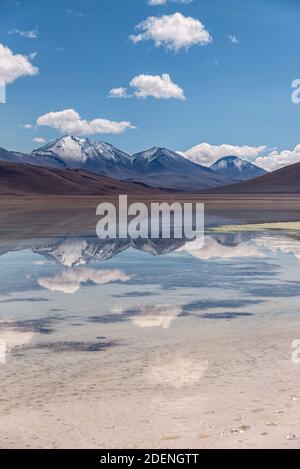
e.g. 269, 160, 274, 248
1, 0, 300, 170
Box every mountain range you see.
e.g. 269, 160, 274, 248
215, 161, 300, 193
0, 136, 267, 192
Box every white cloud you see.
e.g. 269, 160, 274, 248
33, 137, 46, 145
109, 73, 185, 100
181, 141, 300, 171
29, 51, 37, 60
0, 43, 39, 84
36, 109, 136, 136
148, 0, 193, 5
38, 268, 130, 294
130, 73, 185, 100
255, 144, 300, 171
181, 142, 267, 166
21, 123, 35, 129
8, 28, 39, 39
130, 12, 212, 52
108, 87, 129, 98
148, 0, 167, 4
229, 34, 239, 44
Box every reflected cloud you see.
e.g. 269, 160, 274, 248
255, 235, 300, 260
37, 268, 130, 294
131, 305, 182, 329
179, 235, 264, 260
1, 226, 300, 268
88, 304, 182, 328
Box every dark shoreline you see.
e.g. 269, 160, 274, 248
0, 194, 300, 242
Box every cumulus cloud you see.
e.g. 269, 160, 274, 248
254, 145, 300, 171
0, 43, 39, 84
8, 28, 39, 39
148, 0, 167, 4
109, 73, 185, 100
181, 142, 267, 166
37, 268, 130, 294
130, 12, 212, 52
108, 87, 129, 98
36, 109, 136, 136
148, 0, 193, 5
21, 123, 35, 129
130, 73, 185, 100
33, 137, 46, 145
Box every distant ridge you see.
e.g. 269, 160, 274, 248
206, 161, 300, 193
0, 161, 161, 196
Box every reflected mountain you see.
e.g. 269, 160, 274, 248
1, 231, 300, 266
0, 236, 188, 267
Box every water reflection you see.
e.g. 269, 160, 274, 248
1, 223, 300, 448
1, 231, 300, 267
1, 230, 300, 354
38, 268, 131, 294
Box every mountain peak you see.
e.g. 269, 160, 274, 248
211, 155, 267, 181
215, 155, 240, 163
132, 146, 183, 165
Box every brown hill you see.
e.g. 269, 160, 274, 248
209, 162, 300, 193
0, 161, 159, 196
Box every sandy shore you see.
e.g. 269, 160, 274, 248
1, 194, 300, 241
1, 313, 300, 449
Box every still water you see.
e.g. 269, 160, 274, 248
1, 220, 300, 448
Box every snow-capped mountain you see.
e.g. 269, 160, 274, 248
1, 136, 134, 179
32, 236, 188, 267
30, 136, 134, 179
210, 155, 266, 181
0, 138, 265, 192
131, 146, 191, 170
129, 146, 230, 191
